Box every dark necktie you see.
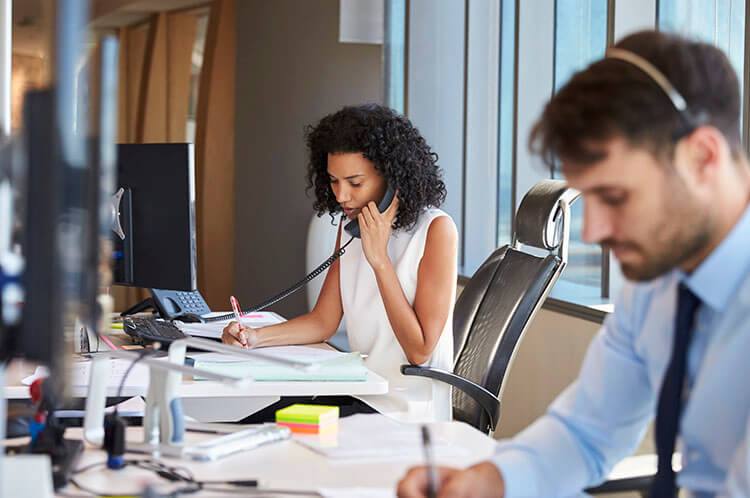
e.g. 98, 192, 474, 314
651, 283, 701, 497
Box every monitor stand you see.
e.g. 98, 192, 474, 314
120, 296, 157, 317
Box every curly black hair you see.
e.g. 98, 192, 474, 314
305, 104, 447, 231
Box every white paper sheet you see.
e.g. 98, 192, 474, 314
319, 488, 395, 498
54, 396, 146, 418
295, 414, 469, 460
22, 358, 151, 389
175, 311, 285, 339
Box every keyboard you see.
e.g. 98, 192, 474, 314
123, 317, 187, 345
183, 424, 292, 461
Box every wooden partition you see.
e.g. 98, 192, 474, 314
194, 0, 235, 310
111, 2, 234, 312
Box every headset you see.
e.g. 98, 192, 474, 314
606, 47, 709, 141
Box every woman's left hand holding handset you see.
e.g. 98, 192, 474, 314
359, 192, 399, 271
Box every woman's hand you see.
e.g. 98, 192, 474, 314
221, 321, 259, 349
358, 192, 399, 271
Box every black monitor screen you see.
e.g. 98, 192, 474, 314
113, 143, 197, 291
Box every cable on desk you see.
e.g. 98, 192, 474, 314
204, 236, 356, 322
71, 458, 201, 496
115, 346, 160, 404
200, 488, 323, 496
70, 457, 323, 496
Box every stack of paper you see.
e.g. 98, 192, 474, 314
188, 345, 368, 382
174, 311, 285, 339
276, 404, 339, 434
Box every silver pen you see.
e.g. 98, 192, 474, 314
421, 425, 439, 498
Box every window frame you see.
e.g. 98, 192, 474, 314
388, 0, 749, 317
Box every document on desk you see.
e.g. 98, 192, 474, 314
54, 396, 146, 418
188, 346, 368, 381
318, 489, 395, 498
22, 358, 152, 389
296, 414, 469, 459
174, 311, 285, 339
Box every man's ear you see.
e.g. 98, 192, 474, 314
675, 125, 724, 188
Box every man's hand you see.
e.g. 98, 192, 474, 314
397, 462, 505, 498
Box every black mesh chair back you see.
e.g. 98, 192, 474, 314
455, 179, 579, 432
402, 179, 580, 434
451, 249, 562, 431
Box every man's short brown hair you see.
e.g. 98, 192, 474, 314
530, 30, 742, 169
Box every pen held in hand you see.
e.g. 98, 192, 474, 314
422, 425, 439, 498
230, 295, 248, 348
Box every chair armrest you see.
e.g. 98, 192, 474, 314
400, 364, 501, 430
584, 475, 652, 495
585, 453, 668, 496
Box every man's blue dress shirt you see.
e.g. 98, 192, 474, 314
492, 206, 750, 497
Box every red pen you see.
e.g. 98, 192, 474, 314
100, 334, 119, 351
230, 295, 248, 348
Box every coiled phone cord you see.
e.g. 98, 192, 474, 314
204, 236, 356, 323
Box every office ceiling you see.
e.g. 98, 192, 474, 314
13, 0, 209, 57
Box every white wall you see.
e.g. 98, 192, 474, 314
233, 0, 383, 317
495, 307, 600, 438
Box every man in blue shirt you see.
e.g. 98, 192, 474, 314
398, 30, 750, 498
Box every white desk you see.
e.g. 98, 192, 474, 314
4, 343, 388, 422
53, 416, 497, 497
3, 413, 668, 496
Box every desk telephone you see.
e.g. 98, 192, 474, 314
121, 288, 210, 322
125, 186, 396, 323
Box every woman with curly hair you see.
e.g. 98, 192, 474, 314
222, 104, 458, 422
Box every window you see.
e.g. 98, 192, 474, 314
387, 0, 749, 312
186, 10, 209, 143
384, 0, 406, 114
497, 0, 516, 248
549, 0, 609, 302
658, 0, 746, 134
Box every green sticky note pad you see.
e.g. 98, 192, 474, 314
275, 404, 340, 425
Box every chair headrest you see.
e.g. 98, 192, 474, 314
515, 179, 579, 250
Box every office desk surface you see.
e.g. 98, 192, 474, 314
3, 418, 670, 497
4, 343, 388, 422
4, 343, 388, 398
55, 418, 496, 496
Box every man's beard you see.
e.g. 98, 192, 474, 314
612, 233, 709, 281
603, 197, 713, 281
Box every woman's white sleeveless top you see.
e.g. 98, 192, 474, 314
339, 207, 455, 423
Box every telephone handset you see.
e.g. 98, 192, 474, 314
343, 185, 396, 238
201, 186, 397, 322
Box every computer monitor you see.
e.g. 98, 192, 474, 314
112, 143, 197, 291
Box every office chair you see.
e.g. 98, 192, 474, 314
585, 476, 651, 496
401, 179, 580, 434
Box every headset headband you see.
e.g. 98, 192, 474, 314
606, 47, 706, 139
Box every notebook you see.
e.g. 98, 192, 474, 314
174, 311, 285, 339
188, 346, 368, 382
